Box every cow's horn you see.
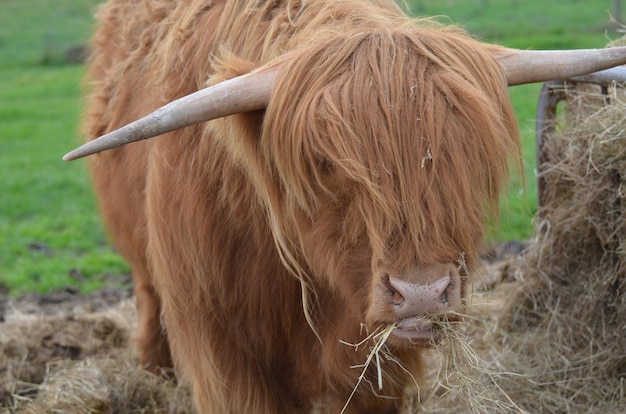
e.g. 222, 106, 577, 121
496, 46, 626, 86
63, 69, 277, 161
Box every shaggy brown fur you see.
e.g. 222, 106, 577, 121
83, 0, 520, 412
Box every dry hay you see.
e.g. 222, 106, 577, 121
0, 299, 195, 413
494, 80, 626, 413
413, 264, 526, 413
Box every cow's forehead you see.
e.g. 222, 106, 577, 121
257, 29, 519, 270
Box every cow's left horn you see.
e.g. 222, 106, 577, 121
63, 69, 277, 161
495, 46, 626, 86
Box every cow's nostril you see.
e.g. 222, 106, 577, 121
381, 274, 405, 306
440, 279, 452, 304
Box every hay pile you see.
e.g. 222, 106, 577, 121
0, 299, 195, 413
495, 81, 626, 412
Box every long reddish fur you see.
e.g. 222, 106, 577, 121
83, 0, 520, 412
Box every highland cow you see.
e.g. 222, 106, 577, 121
65, 0, 626, 412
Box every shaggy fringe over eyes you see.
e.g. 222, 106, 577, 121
262, 27, 521, 271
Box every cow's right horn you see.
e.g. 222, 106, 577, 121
495, 46, 626, 86
63, 69, 277, 161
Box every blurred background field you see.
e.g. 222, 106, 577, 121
0, 0, 622, 295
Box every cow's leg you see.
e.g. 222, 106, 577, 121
134, 270, 173, 372
157, 298, 306, 413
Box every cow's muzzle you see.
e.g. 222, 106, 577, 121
368, 263, 462, 345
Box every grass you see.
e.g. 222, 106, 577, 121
409, 0, 618, 49
0, 0, 621, 294
0, 0, 130, 294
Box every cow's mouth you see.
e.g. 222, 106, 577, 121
390, 315, 446, 344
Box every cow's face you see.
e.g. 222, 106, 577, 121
258, 30, 519, 343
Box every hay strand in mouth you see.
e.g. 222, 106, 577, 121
338, 324, 396, 414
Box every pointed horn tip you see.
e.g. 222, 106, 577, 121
63, 145, 92, 161
62, 153, 77, 162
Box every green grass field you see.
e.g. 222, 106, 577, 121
0, 0, 130, 294
0, 0, 621, 295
